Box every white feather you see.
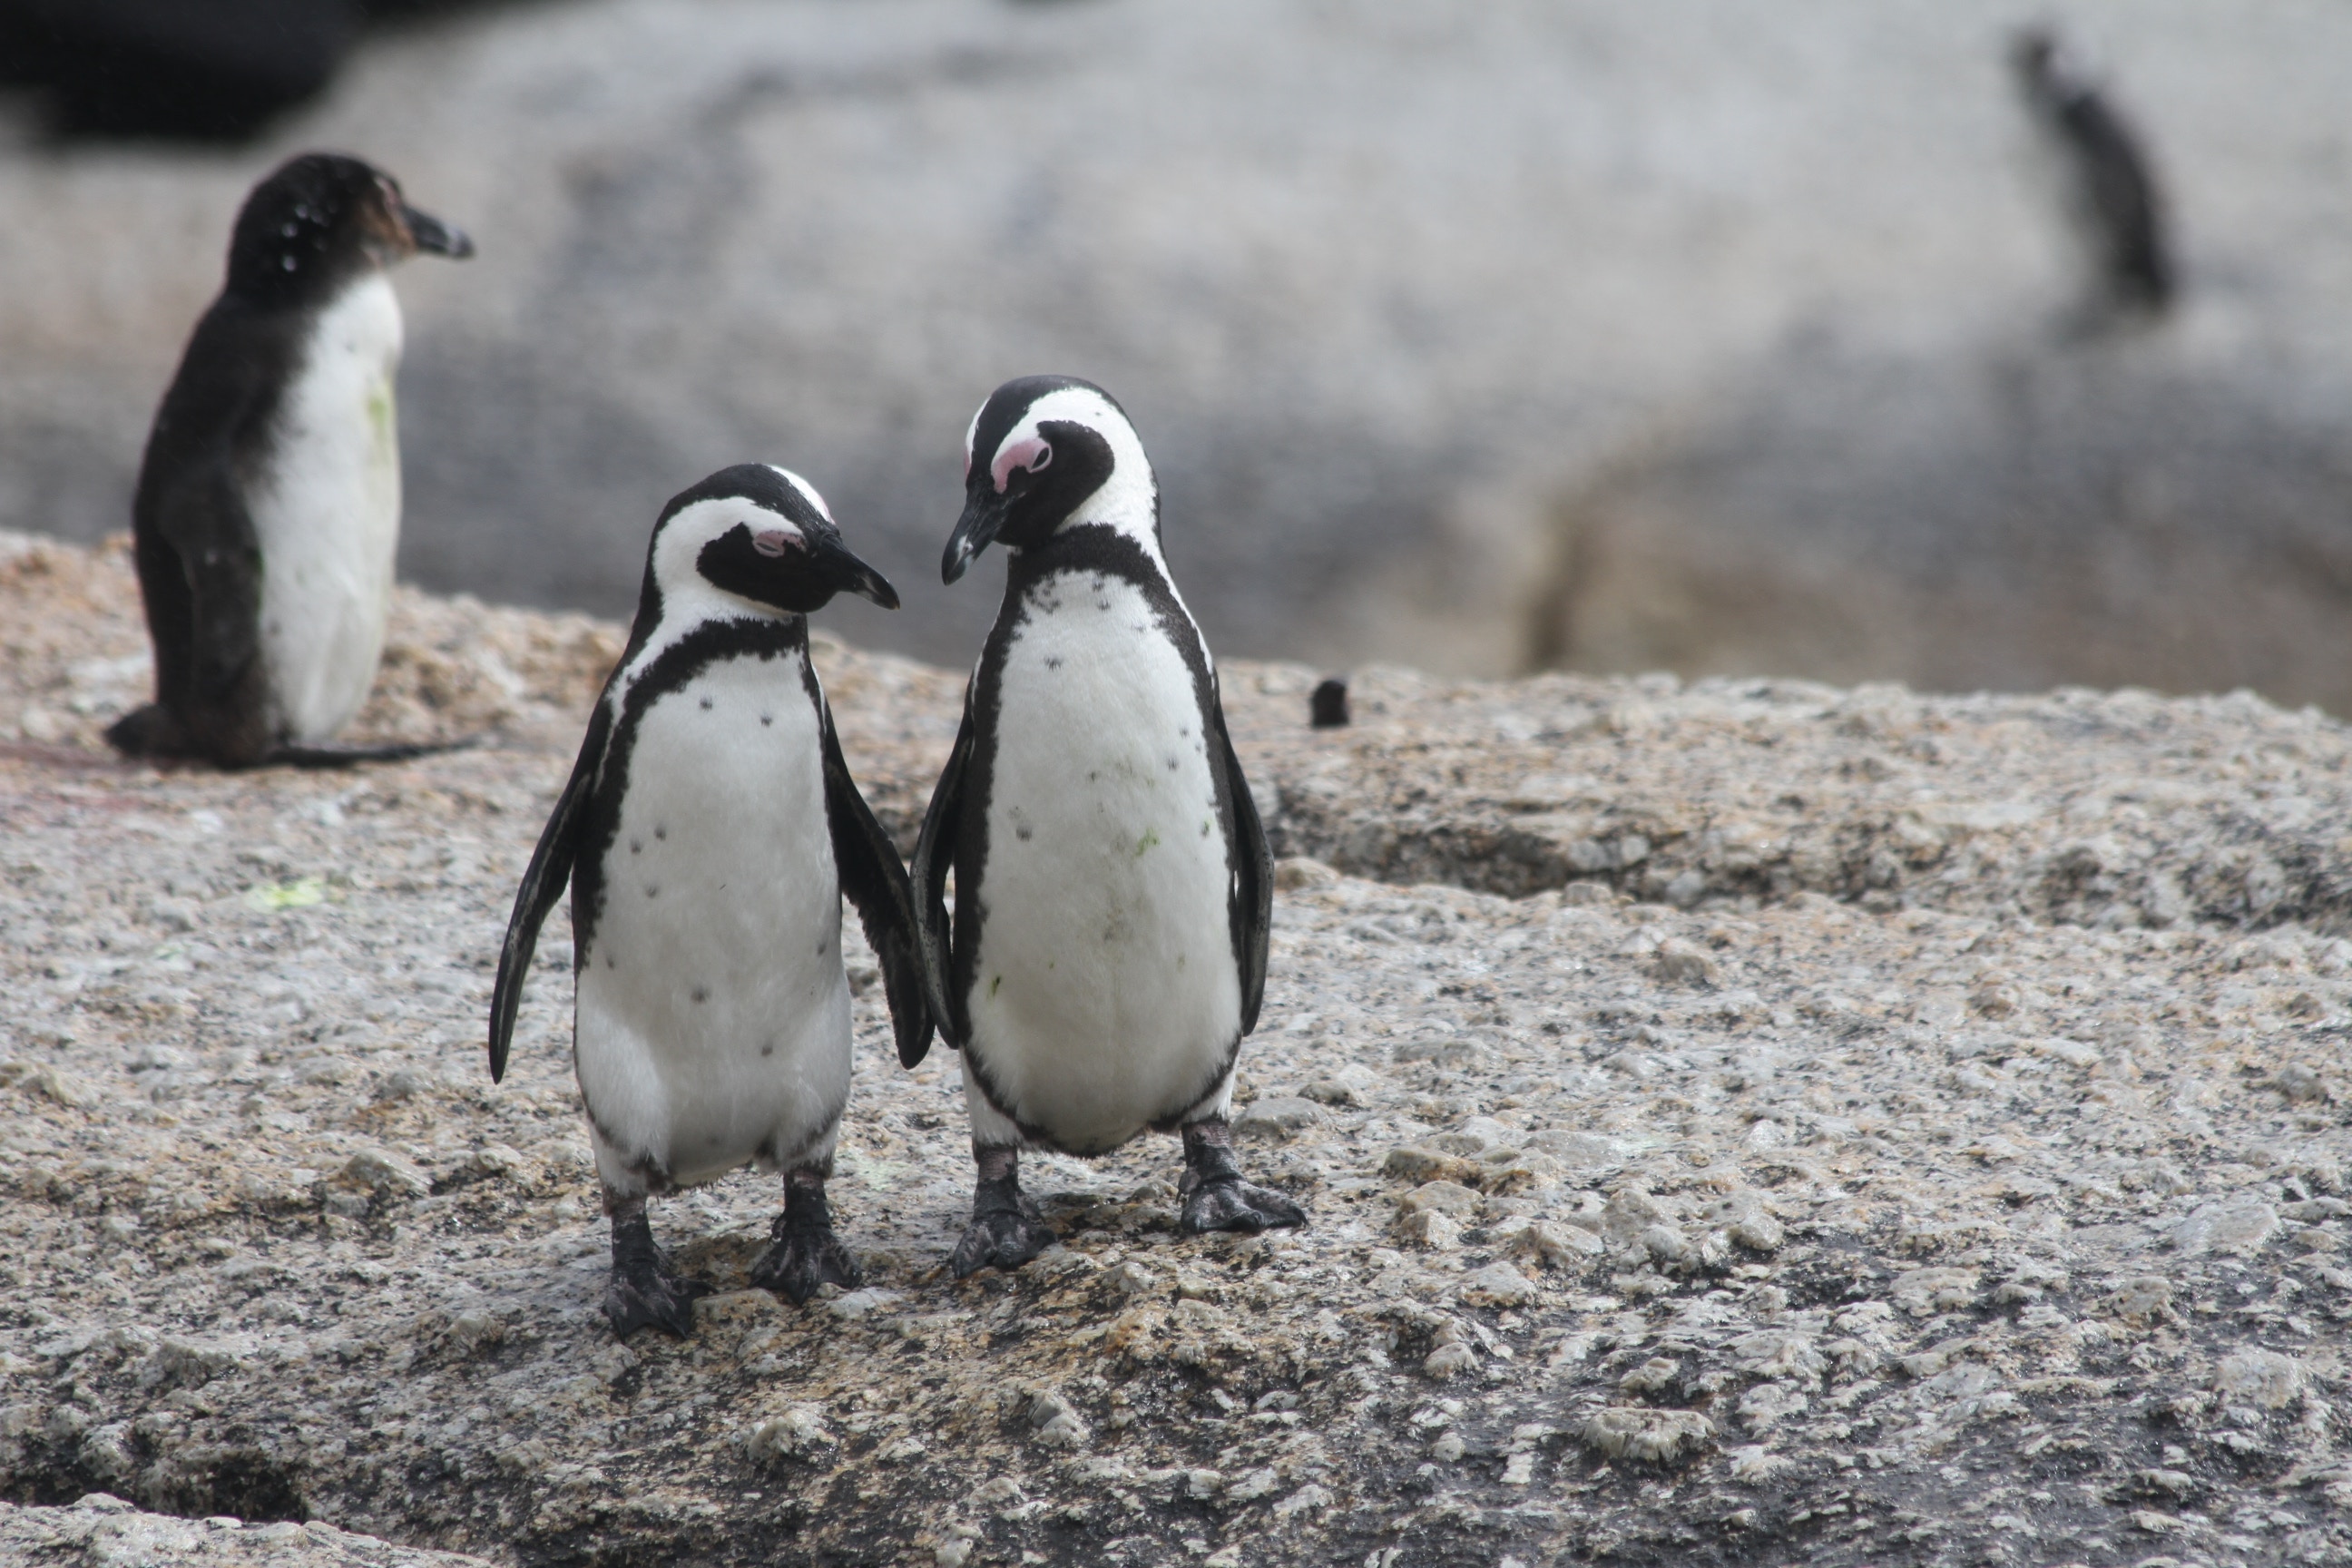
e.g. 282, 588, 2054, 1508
573, 648, 850, 1196
964, 571, 1239, 1153
251, 272, 404, 743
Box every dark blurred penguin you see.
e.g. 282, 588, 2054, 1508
489, 465, 930, 1338
105, 153, 473, 769
2011, 26, 2173, 321
914, 375, 1305, 1279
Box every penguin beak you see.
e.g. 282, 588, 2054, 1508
817, 533, 900, 611
403, 205, 475, 260
942, 490, 1010, 585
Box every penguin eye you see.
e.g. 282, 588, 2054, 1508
1029, 444, 1053, 473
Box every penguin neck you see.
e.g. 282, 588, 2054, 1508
1015, 466, 1166, 577
616, 587, 807, 699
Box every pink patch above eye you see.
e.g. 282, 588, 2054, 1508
991, 436, 1053, 494
752, 529, 794, 558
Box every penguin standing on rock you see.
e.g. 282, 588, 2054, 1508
2011, 26, 2173, 322
107, 152, 474, 769
914, 376, 1306, 1278
489, 465, 930, 1338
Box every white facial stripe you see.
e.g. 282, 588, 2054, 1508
964, 407, 983, 482
768, 465, 836, 525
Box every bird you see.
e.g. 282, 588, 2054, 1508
2010, 26, 2172, 323
106, 152, 474, 769
487, 464, 930, 1338
912, 374, 1306, 1278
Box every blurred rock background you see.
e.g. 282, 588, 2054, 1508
1, 0, 2347, 705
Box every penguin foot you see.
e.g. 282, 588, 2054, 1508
1179, 1173, 1308, 1235
604, 1252, 707, 1339
1178, 1118, 1308, 1236
749, 1176, 860, 1306
604, 1204, 707, 1338
103, 704, 182, 758
948, 1159, 1056, 1279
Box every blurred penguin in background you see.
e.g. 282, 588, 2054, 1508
2011, 25, 2174, 328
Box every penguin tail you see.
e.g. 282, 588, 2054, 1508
269, 734, 486, 769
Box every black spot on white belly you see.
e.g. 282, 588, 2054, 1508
1045, 656, 1063, 670
817, 936, 828, 955
655, 825, 668, 840
631, 838, 642, 854
645, 884, 659, 898
1016, 824, 1033, 841
761, 1041, 775, 1057
760, 714, 772, 726
700, 696, 712, 710
691, 985, 709, 1004
1166, 756, 1179, 771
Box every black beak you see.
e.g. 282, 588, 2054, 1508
942, 489, 1010, 584
404, 204, 475, 260
818, 532, 899, 610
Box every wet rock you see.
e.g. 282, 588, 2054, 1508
1234, 1095, 1326, 1142
1581, 1407, 1714, 1465
2168, 1199, 2280, 1257
1460, 1262, 1537, 1308
2214, 1349, 2307, 1410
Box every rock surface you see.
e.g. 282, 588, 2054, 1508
2, 532, 2350, 1566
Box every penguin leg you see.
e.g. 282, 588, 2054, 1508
1178, 1117, 1308, 1235
749, 1164, 861, 1305
602, 1191, 707, 1339
947, 1144, 1057, 1279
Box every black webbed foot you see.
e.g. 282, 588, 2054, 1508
947, 1150, 1057, 1279
604, 1201, 708, 1338
1179, 1119, 1308, 1236
750, 1171, 860, 1306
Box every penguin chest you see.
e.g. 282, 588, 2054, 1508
574, 657, 849, 1188
966, 573, 1239, 1149
252, 272, 405, 744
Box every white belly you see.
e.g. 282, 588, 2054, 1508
574, 656, 850, 1191
252, 273, 404, 743
965, 573, 1239, 1152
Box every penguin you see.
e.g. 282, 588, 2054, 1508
106, 152, 475, 769
912, 375, 1306, 1278
2010, 26, 2172, 322
487, 464, 931, 1338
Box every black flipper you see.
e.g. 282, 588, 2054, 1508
487, 699, 612, 1083
1211, 680, 1274, 1034
115, 459, 273, 766
818, 697, 934, 1068
910, 695, 976, 1049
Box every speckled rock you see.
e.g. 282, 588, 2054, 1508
1, 534, 2348, 1567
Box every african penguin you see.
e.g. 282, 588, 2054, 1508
489, 465, 931, 1338
912, 375, 1305, 1278
2011, 27, 2172, 323
106, 152, 474, 769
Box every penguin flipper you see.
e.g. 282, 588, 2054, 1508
911, 697, 976, 1048
818, 700, 935, 1069
488, 700, 610, 1083
142, 462, 271, 764
1212, 684, 1274, 1035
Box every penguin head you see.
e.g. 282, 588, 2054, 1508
226, 152, 474, 302
644, 464, 899, 624
943, 375, 1159, 584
